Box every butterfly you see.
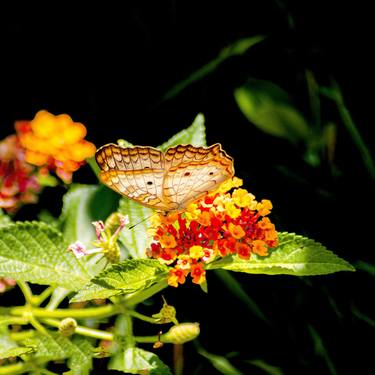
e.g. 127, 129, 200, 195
95, 143, 234, 213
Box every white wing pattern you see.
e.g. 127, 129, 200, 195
95, 143, 234, 213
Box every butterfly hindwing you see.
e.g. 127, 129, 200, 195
96, 143, 234, 212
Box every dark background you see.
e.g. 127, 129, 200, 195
1, 2, 374, 374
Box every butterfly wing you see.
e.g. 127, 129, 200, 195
163, 144, 234, 210
95, 144, 173, 211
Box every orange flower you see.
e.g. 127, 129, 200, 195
16, 110, 96, 183
147, 178, 278, 288
236, 242, 251, 260
252, 240, 268, 256
159, 234, 177, 249
197, 211, 211, 226
228, 222, 246, 239
190, 263, 206, 284
168, 268, 188, 287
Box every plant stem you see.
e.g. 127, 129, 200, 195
10, 330, 35, 341
125, 279, 168, 306
17, 281, 34, 305
128, 310, 158, 324
34, 286, 54, 306
42, 318, 114, 341
29, 316, 48, 335
46, 287, 69, 310
330, 81, 375, 180
174, 344, 184, 375
11, 303, 119, 320
0, 362, 33, 375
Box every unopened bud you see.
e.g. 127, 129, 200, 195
59, 318, 77, 336
162, 323, 200, 344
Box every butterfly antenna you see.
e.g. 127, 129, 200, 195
128, 212, 158, 230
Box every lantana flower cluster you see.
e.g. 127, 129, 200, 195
16, 110, 96, 183
147, 178, 278, 287
0, 110, 95, 212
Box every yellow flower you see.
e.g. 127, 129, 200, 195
189, 245, 205, 259
224, 202, 241, 219
216, 177, 243, 194
185, 202, 201, 220
232, 188, 256, 208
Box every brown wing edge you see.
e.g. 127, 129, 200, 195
165, 143, 235, 177
95, 143, 163, 172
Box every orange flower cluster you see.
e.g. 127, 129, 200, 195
16, 110, 96, 182
147, 177, 278, 287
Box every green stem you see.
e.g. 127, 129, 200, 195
134, 335, 159, 343
174, 344, 184, 375
46, 287, 69, 310
10, 330, 36, 341
125, 279, 168, 306
43, 318, 113, 341
0, 362, 33, 375
128, 310, 158, 324
11, 304, 119, 320
17, 281, 34, 305
34, 286, 54, 306
331, 81, 375, 180
29, 316, 48, 335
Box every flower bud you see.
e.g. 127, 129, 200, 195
162, 323, 200, 344
59, 317, 77, 336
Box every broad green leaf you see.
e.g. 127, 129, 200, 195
308, 325, 337, 375
60, 184, 119, 247
71, 259, 168, 302
234, 79, 310, 143
162, 35, 265, 101
117, 139, 134, 147
246, 359, 284, 375
207, 232, 355, 276
67, 336, 94, 375
118, 197, 153, 259
0, 326, 18, 355
214, 269, 270, 324
0, 346, 35, 359
22, 332, 69, 361
198, 347, 244, 375
0, 209, 11, 227
158, 113, 207, 151
109, 347, 172, 374
0, 222, 90, 290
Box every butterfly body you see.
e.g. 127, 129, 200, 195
95, 143, 234, 213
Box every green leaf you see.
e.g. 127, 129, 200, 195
246, 359, 284, 375
22, 332, 69, 361
198, 347, 244, 375
355, 260, 375, 276
60, 184, 119, 247
308, 325, 337, 375
207, 232, 355, 276
0, 222, 90, 290
118, 197, 153, 259
0, 209, 11, 227
162, 35, 265, 101
234, 79, 310, 143
109, 347, 172, 374
67, 336, 94, 375
158, 113, 207, 151
0, 346, 35, 359
71, 259, 168, 302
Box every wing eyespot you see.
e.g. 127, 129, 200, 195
184, 172, 191, 176
147, 181, 153, 185
209, 172, 214, 176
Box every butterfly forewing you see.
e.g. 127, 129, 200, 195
95, 143, 234, 213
